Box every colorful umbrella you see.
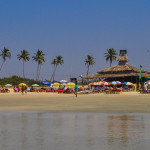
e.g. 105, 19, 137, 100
53, 82, 60, 86
18, 83, 27, 87
43, 82, 51, 86
97, 81, 103, 85
90, 82, 99, 86
123, 82, 133, 86
65, 82, 75, 87
101, 82, 111, 86
110, 81, 122, 85
145, 80, 150, 84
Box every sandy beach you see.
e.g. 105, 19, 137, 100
0, 92, 149, 113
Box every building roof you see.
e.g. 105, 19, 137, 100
83, 72, 150, 79
97, 64, 148, 73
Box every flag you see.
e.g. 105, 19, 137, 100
140, 65, 142, 80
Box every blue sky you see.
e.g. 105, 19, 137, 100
0, 0, 150, 81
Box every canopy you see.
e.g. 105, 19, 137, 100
65, 82, 75, 87
5, 84, 12, 87
18, 83, 27, 87
32, 84, 39, 87
53, 82, 60, 86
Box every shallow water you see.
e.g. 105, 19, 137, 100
0, 112, 150, 150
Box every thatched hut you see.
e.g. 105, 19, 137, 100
83, 50, 150, 83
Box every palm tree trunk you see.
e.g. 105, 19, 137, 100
23, 60, 25, 78
87, 65, 89, 84
36, 63, 39, 81
53, 66, 57, 82
0, 61, 5, 72
50, 65, 55, 82
38, 64, 42, 81
87, 65, 89, 76
110, 58, 112, 67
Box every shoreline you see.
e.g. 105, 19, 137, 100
0, 92, 150, 113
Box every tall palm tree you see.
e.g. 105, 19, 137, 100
0, 47, 11, 72
17, 50, 30, 78
51, 55, 64, 82
104, 48, 118, 67
85, 55, 95, 76
32, 50, 45, 81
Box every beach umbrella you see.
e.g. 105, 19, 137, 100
123, 82, 133, 86
60, 80, 67, 83
101, 82, 111, 86
90, 82, 99, 86
145, 80, 150, 84
53, 82, 60, 86
110, 81, 122, 85
61, 83, 66, 86
32, 84, 39, 87
97, 81, 103, 85
65, 82, 75, 87
5, 84, 12, 87
43, 82, 51, 86
18, 83, 27, 87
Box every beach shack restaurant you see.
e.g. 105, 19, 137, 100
83, 50, 150, 84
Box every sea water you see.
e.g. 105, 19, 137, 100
0, 111, 150, 150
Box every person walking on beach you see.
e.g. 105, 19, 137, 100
74, 84, 78, 97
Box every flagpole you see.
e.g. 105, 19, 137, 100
140, 65, 142, 88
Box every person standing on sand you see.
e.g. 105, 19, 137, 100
74, 84, 78, 97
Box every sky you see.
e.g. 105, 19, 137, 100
0, 0, 150, 81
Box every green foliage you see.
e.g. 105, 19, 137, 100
17, 50, 30, 61
0, 47, 11, 61
85, 55, 95, 76
0, 75, 38, 86
104, 48, 118, 67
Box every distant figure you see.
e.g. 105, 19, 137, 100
74, 84, 78, 97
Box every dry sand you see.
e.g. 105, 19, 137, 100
0, 92, 150, 113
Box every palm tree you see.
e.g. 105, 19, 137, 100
104, 48, 118, 67
51, 55, 64, 82
32, 50, 45, 81
17, 50, 30, 78
0, 47, 11, 72
85, 55, 95, 76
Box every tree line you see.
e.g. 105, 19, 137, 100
0, 47, 118, 80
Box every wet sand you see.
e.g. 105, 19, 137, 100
0, 92, 150, 113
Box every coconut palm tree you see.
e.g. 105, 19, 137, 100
0, 47, 11, 72
17, 50, 30, 78
85, 55, 95, 76
104, 48, 118, 67
32, 50, 45, 81
51, 55, 64, 82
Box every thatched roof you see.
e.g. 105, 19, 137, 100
97, 64, 148, 73
83, 72, 150, 79
118, 56, 128, 62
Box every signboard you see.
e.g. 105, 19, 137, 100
120, 50, 127, 55
70, 78, 77, 84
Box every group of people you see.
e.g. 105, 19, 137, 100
14, 85, 27, 94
